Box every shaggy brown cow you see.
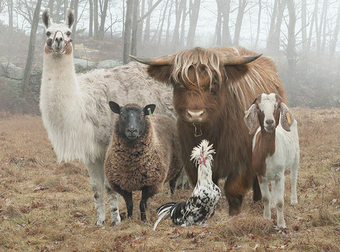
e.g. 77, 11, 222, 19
130, 46, 287, 215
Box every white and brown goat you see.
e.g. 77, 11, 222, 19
244, 93, 299, 228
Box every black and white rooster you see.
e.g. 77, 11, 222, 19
153, 139, 221, 230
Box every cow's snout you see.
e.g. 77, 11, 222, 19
186, 109, 207, 123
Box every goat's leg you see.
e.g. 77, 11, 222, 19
86, 160, 107, 225
290, 156, 299, 205
270, 181, 276, 209
104, 177, 121, 226
259, 176, 271, 220
275, 175, 286, 228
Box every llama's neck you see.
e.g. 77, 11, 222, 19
41, 52, 79, 99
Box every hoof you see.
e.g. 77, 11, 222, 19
95, 220, 104, 226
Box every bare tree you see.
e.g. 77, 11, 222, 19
172, 0, 186, 51
266, 0, 287, 53
99, 0, 109, 39
330, 1, 340, 57
123, 0, 133, 64
233, 0, 247, 45
187, 0, 200, 48
22, 0, 42, 109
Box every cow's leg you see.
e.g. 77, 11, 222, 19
252, 175, 262, 201
224, 171, 252, 216
104, 177, 121, 226
86, 159, 107, 225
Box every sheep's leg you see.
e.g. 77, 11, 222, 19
259, 176, 271, 221
104, 177, 121, 226
290, 156, 299, 205
275, 175, 286, 228
86, 160, 107, 225
140, 186, 156, 222
119, 190, 133, 218
270, 181, 276, 208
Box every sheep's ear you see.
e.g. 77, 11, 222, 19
244, 104, 258, 135
280, 103, 294, 132
109, 101, 120, 114
65, 8, 74, 28
42, 8, 51, 28
143, 104, 156, 116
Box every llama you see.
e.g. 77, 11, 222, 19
40, 8, 174, 225
244, 93, 299, 228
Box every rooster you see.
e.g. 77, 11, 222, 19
153, 139, 221, 230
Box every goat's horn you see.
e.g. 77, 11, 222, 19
221, 54, 262, 65
129, 55, 172, 65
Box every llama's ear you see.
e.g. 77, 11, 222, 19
244, 104, 258, 135
42, 8, 51, 28
65, 8, 75, 28
280, 103, 294, 132
109, 101, 120, 114
143, 104, 156, 116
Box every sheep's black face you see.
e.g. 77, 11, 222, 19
119, 107, 146, 140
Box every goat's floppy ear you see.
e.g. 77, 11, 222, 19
109, 101, 120, 114
280, 103, 294, 132
244, 104, 258, 135
143, 104, 156, 116
65, 8, 75, 28
42, 9, 51, 28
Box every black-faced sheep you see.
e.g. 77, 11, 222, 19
104, 102, 183, 222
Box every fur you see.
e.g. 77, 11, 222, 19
104, 103, 183, 221
40, 8, 175, 226
245, 93, 300, 228
141, 46, 286, 216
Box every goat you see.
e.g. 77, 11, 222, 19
104, 102, 183, 222
244, 93, 299, 228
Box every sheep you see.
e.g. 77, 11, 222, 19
244, 93, 299, 228
104, 102, 183, 222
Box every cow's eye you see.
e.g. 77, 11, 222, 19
46, 31, 51, 37
211, 90, 216, 95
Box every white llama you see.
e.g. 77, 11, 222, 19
40, 8, 174, 225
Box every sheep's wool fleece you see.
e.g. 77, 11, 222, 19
105, 114, 182, 193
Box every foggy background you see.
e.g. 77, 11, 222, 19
1, 0, 340, 114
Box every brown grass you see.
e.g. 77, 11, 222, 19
1, 108, 340, 251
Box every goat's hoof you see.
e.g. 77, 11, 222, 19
120, 212, 127, 221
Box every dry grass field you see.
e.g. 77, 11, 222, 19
0, 107, 339, 252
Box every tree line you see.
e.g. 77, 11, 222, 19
1, 0, 340, 110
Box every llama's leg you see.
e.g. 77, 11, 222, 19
86, 160, 106, 225
275, 174, 286, 228
290, 156, 299, 205
270, 180, 276, 208
259, 176, 271, 220
104, 177, 121, 226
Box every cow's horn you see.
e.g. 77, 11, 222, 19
221, 54, 262, 65
129, 55, 172, 65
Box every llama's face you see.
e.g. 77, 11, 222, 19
42, 8, 74, 55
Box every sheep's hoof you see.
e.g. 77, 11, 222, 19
110, 221, 116, 226
120, 212, 127, 221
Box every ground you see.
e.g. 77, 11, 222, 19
0, 107, 339, 251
